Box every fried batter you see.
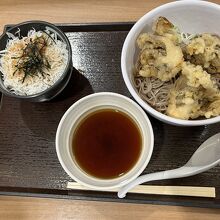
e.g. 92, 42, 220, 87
137, 33, 183, 81
181, 62, 217, 90
153, 16, 181, 44
184, 34, 220, 73
204, 99, 220, 118
166, 76, 204, 119
167, 69, 220, 119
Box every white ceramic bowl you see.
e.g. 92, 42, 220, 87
56, 92, 154, 190
121, 0, 220, 126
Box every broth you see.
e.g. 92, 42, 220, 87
72, 109, 142, 179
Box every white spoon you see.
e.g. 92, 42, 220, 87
118, 133, 220, 198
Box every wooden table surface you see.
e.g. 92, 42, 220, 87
0, 0, 220, 219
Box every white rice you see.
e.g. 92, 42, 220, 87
0, 27, 68, 96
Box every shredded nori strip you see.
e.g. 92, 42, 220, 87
12, 35, 52, 83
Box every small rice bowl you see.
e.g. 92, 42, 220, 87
0, 27, 68, 96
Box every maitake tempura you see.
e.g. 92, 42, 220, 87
134, 16, 220, 120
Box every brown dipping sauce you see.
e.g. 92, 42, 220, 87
72, 109, 142, 179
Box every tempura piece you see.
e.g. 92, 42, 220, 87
166, 76, 203, 119
185, 37, 205, 55
211, 74, 220, 89
185, 34, 220, 73
136, 33, 183, 81
204, 99, 220, 118
181, 62, 217, 90
153, 16, 181, 44
167, 70, 220, 119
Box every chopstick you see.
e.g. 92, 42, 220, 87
67, 182, 215, 198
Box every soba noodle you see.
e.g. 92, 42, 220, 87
134, 76, 173, 113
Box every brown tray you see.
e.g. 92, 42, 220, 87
0, 23, 220, 208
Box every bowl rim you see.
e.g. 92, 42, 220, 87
55, 92, 154, 189
121, 0, 220, 126
0, 20, 72, 99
